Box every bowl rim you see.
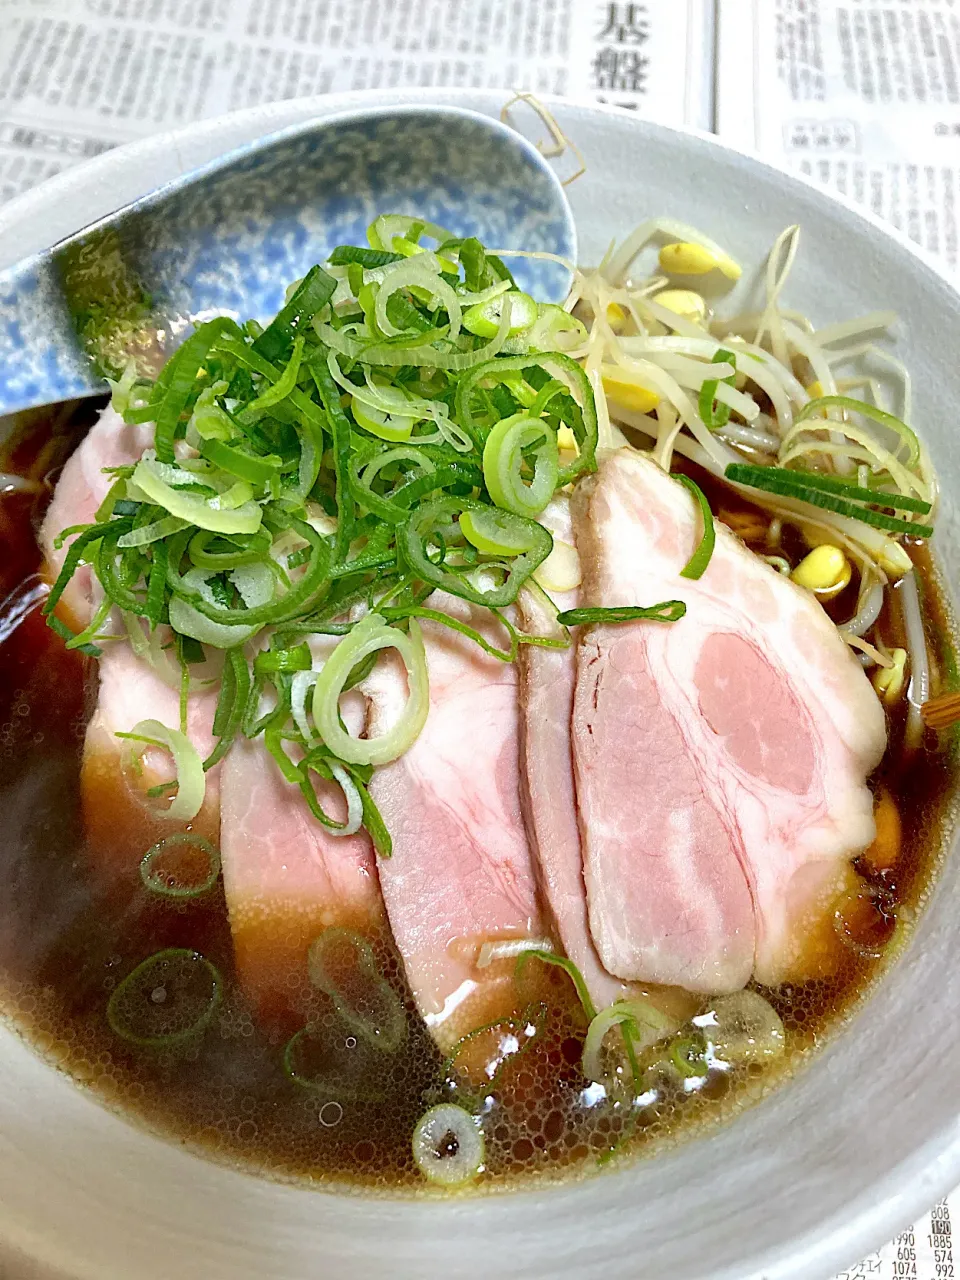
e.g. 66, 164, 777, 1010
0, 87, 958, 1280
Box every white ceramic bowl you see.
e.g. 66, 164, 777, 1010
1, 89, 958, 1280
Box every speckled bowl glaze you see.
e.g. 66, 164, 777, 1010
0, 89, 959, 1280
0, 104, 575, 415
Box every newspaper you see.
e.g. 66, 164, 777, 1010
0, 1, 956, 1276
838, 1207, 956, 1280
0, 0, 713, 204
717, 0, 960, 277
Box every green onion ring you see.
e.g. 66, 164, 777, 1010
412, 1104, 485, 1186
167, 516, 331, 628
140, 833, 222, 898
307, 927, 406, 1051
482, 413, 559, 517
106, 948, 222, 1047
116, 718, 206, 821
312, 613, 428, 766
400, 497, 552, 608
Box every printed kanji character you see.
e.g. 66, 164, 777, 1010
597, 3, 650, 45
593, 47, 649, 93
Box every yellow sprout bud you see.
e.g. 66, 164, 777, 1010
806, 380, 824, 399
601, 371, 659, 414
873, 648, 907, 704
654, 289, 707, 323
534, 539, 582, 593
556, 424, 578, 453
605, 302, 627, 332
791, 544, 852, 599
658, 242, 742, 280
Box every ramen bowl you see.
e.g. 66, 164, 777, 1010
0, 89, 958, 1280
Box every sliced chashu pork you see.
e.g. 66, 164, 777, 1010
365, 594, 543, 1051
40, 405, 154, 633
40, 405, 222, 858
81, 641, 222, 859
572, 451, 886, 992
45, 408, 384, 1015
518, 498, 629, 1011
220, 641, 383, 1025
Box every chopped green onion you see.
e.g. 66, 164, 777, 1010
401, 497, 553, 608
443, 1003, 547, 1094
731, 464, 931, 513
254, 642, 312, 673
381, 603, 515, 663
44, 520, 125, 617
244, 334, 304, 415
463, 290, 537, 338
46, 612, 102, 657
187, 528, 273, 569
454, 354, 598, 484
307, 927, 406, 1052
515, 948, 598, 1023
676, 474, 716, 579
458, 236, 487, 292
294, 754, 365, 837
581, 999, 675, 1087
412, 1103, 485, 1186
282, 1023, 387, 1102
351, 398, 415, 443
116, 514, 188, 548
252, 264, 336, 362
329, 245, 404, 268
203, 647, 251, 771
556, 602, 686, 626
152, 317, 240, 463
483, 413, 559, 517
168, 516, 330, 629
670, 1034, 709, 1079
312, 613, 428, 766
368, 213, 452, 251
725, 463, 934, 537
106, 949, 221, 1047
140, 833, 222, 898
459, 507, 542, 557
698, 347, 737, 430
131, 459, 262, 535
309, 355, 355, 565
116, 718, 206, 821
216, 333, 327, 431
199, 438, 284, 486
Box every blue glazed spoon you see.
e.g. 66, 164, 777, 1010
0, 105, 576, 417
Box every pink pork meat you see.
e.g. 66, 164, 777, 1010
518, 497, 629, 1011
40, 405, 221, 860
572, 450, 886, 992
40, 405, 153, 634
365, 594, 544, 1051
219, 642, 384, 1026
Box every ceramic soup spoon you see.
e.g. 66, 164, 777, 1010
0, 105, 576, 417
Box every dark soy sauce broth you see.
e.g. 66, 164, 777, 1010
0, 403, 956, 1193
